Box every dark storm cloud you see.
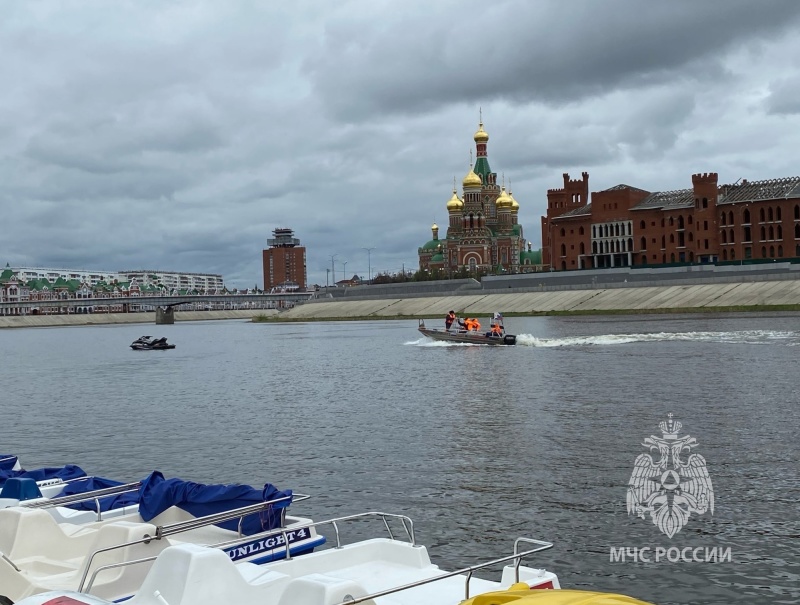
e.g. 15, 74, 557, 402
1, 1, 799, 287
306, 0, 800, 120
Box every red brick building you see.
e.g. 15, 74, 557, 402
262, 228, 307, 291
542, 172, 800, 270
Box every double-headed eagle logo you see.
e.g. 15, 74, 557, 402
627, 414, 714, 538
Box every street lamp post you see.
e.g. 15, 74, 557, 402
342, 261, 348, 284
362, 247, 375, 284
330, 254, 338, 287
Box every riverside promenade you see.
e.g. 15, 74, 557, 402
6, 265, 800, 326
278, 278, 800, 320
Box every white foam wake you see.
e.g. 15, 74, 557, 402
514, 330, 799, 347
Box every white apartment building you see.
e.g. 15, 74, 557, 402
9, 267, 225, 291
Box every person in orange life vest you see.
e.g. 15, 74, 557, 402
490, 323, 502, 336
445, 311, 456, 331
471, 318, 481, 332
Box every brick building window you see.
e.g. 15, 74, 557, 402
777, 207, 782, 221
778, 225, 783, 239
688, 216, 693, 225
795, 205, 800, 220
640, 236, 647, 250
729, 230, 734, 243
720, 213, 726, 226
760, 208, 766, 222
702, 198, 708, 208
779, 246, 783, 257
640, 220, 646, 229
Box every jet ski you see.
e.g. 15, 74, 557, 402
130, 336, 176, 350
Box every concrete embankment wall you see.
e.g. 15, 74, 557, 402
280, 280, 800, 319
0, 309, 276, 329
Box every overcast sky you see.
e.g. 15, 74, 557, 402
3, 1, 800, 288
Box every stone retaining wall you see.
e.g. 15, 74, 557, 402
0, 309, 276, 329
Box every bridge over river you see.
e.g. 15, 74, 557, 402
0, 292, 315, 324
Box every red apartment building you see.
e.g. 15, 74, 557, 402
262, 228, 307, 291
541, 172, 800, 270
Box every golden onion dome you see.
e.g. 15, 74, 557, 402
462, 167, 483, 189
496, 186, 512, 209
432, 222, 438, 231
474, 122, 489, 143
509, 191, 520, 212
446, 190, 463, 212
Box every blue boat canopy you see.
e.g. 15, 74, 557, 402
0, 464, 86, 484
0, 454, 19, 471
65, 471, 293, 535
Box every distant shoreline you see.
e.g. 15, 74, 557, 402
0, 309, 274, 329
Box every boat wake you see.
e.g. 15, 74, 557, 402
514, 330, 800, 347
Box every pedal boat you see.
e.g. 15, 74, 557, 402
0, 473, 324, 603
418, 319, 517, 345
10, 511, 559, 605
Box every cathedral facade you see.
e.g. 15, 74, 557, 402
418, 121, 539, 276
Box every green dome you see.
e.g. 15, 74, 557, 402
520, 248, 542, 265
430, 253, 445, 262
421, 239, 441, 251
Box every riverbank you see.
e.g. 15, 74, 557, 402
6, 280, 800, 327
0, 309, 275, 329
266, 279, 800, 320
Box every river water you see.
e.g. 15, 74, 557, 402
1, 314, 798, 605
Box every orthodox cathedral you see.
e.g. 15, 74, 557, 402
418, 120, 540, 275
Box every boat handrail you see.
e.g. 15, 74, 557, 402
76, 492, 307, 593
21, 481, 143, 509
81, 510, 413, 595
209, 510, 415, 552
83, 519, 295, 594
334, 537, 554, 604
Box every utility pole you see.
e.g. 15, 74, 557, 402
362, 247, 375, 284
342, 261, 348, 283
326, 268, 330, 291
330, 254, 337, 287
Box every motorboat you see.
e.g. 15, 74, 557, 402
418, 319, 517, 346
130, 336, 175, 350
0, 472, 324, 603
9, 511, 562, 605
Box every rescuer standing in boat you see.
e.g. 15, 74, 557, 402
445, 310, 456, 331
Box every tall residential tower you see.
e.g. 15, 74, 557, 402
262, 228, 307, 291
